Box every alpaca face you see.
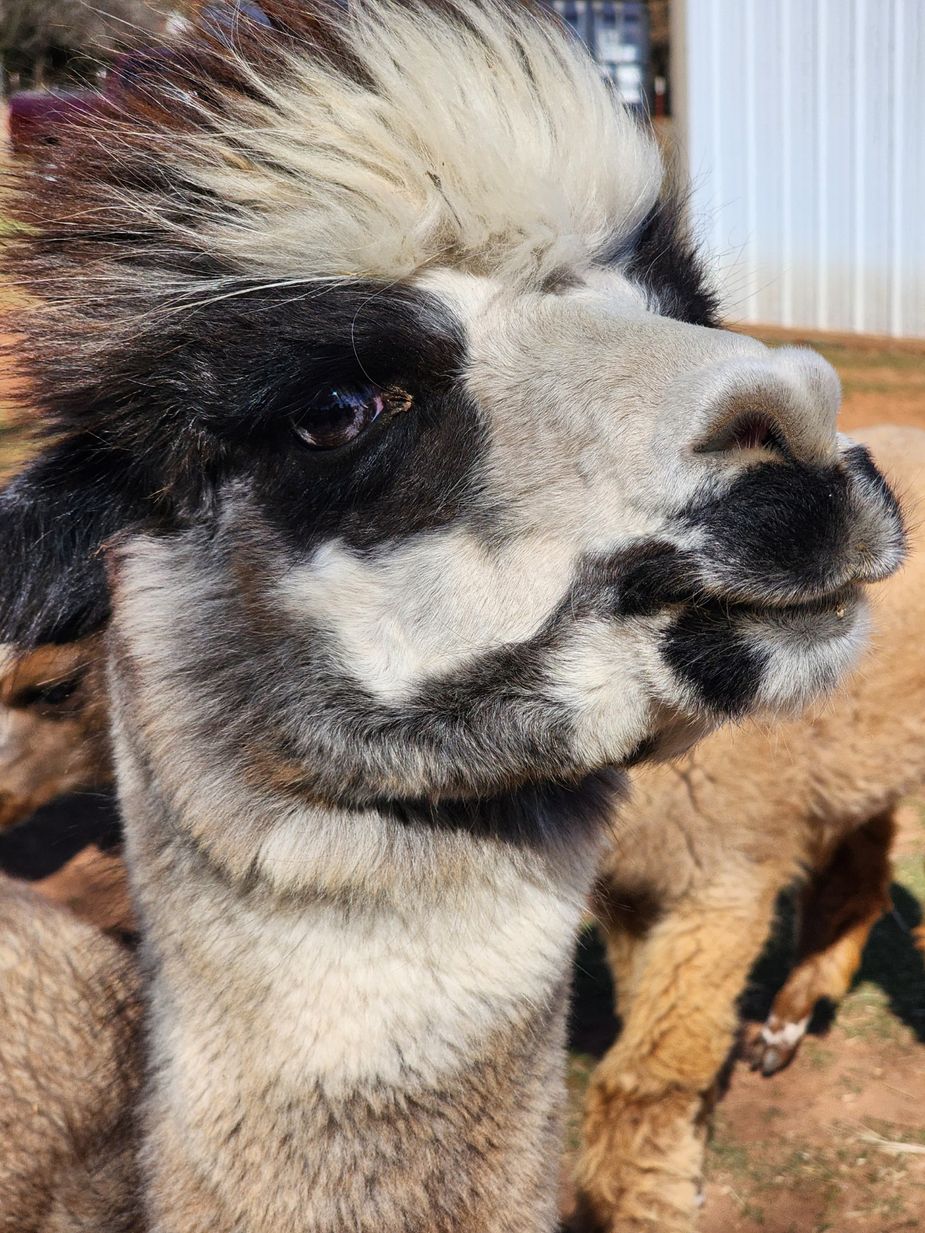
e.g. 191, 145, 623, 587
0, 643, 109, 828
100, 267, 902, 815
0, 2, 906, 821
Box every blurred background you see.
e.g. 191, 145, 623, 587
7, 1, 921, 340
556, 0, 925, 341
0, 4, 923, 1231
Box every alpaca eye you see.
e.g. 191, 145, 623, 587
291, 387, 386, 451
11, 678, 80, 710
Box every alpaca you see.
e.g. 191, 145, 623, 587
0, 874, 141, 1233
573, 424, 925, 1233
0, 639, 132, 932
0, 650, 135, 1229
0, 639, 109, 829
0, 3, 905, 1230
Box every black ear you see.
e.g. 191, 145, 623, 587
0, 437, 154, 647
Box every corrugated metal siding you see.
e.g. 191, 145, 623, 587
677, 0, 925, 337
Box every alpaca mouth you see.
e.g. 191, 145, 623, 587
669, 583, 866, 651
658, 581, 868, 722
730, 583, 863, 630
613, 540, 875, 627
629, 580, 866, 763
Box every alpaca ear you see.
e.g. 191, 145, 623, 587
0, 437, 152, 647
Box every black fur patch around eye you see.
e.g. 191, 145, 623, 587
116, 280, 480, 549
158, 283, 466, 444
0, 283, 478, 644
662, 602, 767, 717
251, 384, 486, 553
223, 285, 485, 550
685, 460, 853, 600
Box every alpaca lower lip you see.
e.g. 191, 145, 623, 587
667, 585, 865, 637
740, 584, 862, 629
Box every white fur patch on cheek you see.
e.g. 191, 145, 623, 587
547, 617, 671, 763
277, 533, 578, 702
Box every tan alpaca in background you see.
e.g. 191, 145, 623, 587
573, 423, 925, 1233
0, 639, 131, 933
0, 875, 140, 1232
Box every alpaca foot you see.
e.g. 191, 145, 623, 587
742, 1014, 810, 1076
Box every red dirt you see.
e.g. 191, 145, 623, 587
703, 1028, 925, 1233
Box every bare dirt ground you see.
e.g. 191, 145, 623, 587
701, 800, 925, 1233
564, 327, 925, 1233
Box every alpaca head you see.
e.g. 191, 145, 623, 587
0, 641, 109, 828
0, 2, 905, 843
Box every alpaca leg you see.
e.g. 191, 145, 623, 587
598, 915, 650, 1023
745, 809, 896, 1076
572, 878, 778, 1233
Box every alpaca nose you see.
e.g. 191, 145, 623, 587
694, 406, 788, 458
685, 346, 842, 468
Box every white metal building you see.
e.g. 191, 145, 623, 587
673, 0, 925, 338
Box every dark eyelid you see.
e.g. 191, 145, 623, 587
9, 677, 82, 709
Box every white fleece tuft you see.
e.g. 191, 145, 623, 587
165, 0, 662, 286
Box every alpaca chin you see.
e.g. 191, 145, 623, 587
750, 588, 872, 715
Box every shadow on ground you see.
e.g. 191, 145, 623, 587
741, 883, 925, 1045
569, 877, 925, 1062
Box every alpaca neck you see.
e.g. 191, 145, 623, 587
121, 776, 604, 1233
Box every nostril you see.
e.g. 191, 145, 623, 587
725, 413, 778, 452
695, 410, 787, 458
